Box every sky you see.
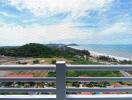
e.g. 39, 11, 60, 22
0, 0, 132, 46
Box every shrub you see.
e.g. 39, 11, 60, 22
33, 60, 39, 64
51, 60, 56, 64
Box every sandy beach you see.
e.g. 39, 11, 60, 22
90, 51, 131, 61
69, 45, 132, 61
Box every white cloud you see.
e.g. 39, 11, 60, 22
0, 12, 9, 17
101, 22, 131, 34
0, 10, 17, 18
1, 0, 132, 45
0, 22, 90, 46
0, 20, 132, 46
7, 0, 114, 17
87, 22, 132, 44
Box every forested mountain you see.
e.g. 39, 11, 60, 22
0, 43, 90, 58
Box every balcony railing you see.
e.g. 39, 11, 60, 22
0, 61, 132, 100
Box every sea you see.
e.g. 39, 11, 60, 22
70, 44, 132, 60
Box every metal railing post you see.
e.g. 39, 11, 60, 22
56, 61, 66, 100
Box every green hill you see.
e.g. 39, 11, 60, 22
0, 43, 90, 58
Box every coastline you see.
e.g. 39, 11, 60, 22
69, 46, 132, 61
90, 51, 131, 61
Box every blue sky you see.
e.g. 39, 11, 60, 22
0, 0, 132, 46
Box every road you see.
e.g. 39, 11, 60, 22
120, 70, 132, 77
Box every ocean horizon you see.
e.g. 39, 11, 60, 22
70, 44, 132, 60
